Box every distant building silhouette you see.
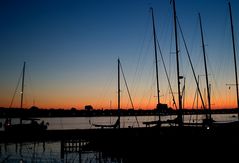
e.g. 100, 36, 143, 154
85, 105, 93, 111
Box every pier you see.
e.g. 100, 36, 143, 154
61, 139, 89, 162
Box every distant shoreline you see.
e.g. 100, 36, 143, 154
0, 107, 238, 118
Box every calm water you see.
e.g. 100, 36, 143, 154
1, 113, 236, 131
0, 114, 237, 162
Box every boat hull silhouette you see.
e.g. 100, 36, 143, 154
4, 118, 48, 135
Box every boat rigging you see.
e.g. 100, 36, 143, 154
198, 13, 212, 122
4, 62, 49, 133
228, 1, 239, 120
151, 7, 161, 123
92, 58, 139, 128
172, 0, 183, 126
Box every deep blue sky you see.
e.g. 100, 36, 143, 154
0, 0, 239, 109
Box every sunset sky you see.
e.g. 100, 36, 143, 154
0, 0, 239, 110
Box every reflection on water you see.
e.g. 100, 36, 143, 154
0, 142, 59, 162
0, 141, 123, 163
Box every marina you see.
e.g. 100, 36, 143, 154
1, 0, 239, 162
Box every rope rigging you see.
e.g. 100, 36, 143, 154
119, 61, 140, 127
176, 17, 206, 111
156, 37, 177, 109
9, 66, 24, 108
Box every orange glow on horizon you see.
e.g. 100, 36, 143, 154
0, 87, 237, 110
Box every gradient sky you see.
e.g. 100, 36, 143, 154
0, 0, 239, 110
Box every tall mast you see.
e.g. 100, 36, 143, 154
150, 7, 161, 122
228, 2, 239, 120
20, 61, 26, 124
20, 61, 26, 110
117, 58, 121, 128
172, 0, 183, 126
198, 13, 211, 120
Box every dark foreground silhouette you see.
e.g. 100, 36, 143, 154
1, 122, 239, 162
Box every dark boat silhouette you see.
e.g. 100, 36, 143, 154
3, 62, 49, 134
4, 117, 48, 133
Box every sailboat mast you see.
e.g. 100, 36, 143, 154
150, 7, 161, 122
20, 61, 26, 110
118, 58, 121, 128
172, 0, 183, 126
198, 13, 211, 120
228, 2, 239, 120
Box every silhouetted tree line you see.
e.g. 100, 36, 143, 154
0, 106, 237, 118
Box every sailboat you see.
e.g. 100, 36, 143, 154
91, 58, 121, 129
142, 7, 171, 127
4, 62, 48, 133
143, 1, 188, 127
229, 1, 239, 119
207, 1, 239, 128
91, 58, 139, 128
168, 0, 239, 130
